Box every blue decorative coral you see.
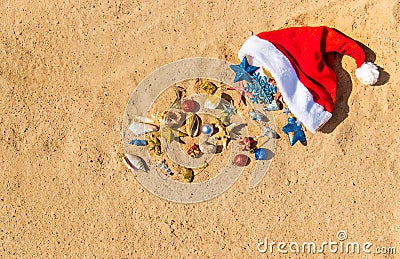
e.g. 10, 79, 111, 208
245, 72, 277, 105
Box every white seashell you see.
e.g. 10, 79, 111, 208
204, 95, 220, 109
123, 154, 148, 172
135, 116, 155, 124
199, 136, 217, 154
129, 122, 159, 136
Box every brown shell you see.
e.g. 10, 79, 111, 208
185, 113, 200, 137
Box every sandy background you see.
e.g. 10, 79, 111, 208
1, 0, 399, 257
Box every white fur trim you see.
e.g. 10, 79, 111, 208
355, 62, 379, 85
238, 36, 332, 134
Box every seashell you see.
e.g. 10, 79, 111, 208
185, 113, 200, 137
162, 110, 185, 128
150, 111, 168, 124
135, 116, 155, 124
123, 154, 148, 172
199, 136, 217, 154
204, 95, 220, 109
181, 168, 194, 183
157, 159, 173, 175
129, 122, 159, 136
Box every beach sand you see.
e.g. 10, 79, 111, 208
1, 0, 399, 257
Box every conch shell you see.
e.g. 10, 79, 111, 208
129, 122, 159, 136
123, 154, 148, 172
185, 113, 200, 137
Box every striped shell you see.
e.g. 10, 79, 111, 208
185, 113, 200, 137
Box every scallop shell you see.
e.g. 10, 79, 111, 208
199, 136, 217, 154
185, 113, 200, 137
123, 154, 148, 172
129, 122, 159, 136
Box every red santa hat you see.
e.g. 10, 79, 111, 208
238, 26, 379, 133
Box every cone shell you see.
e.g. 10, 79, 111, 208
129, 122, 159, 136
123, 154, 148, 172
185, 113, 200, 137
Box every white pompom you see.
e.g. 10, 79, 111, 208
355, 62, 379, 85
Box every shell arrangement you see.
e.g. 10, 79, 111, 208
124, 62, 302, 183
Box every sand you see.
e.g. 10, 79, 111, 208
1, 0, 399, 257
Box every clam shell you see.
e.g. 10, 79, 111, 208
185, 113, 200, 137
123, 154, 148, 172
204, 95, 220, 109
129, 122, 159, 136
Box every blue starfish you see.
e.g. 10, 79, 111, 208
281, 117, 306, 146
230, 57, 260, 83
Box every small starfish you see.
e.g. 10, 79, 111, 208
239, 137, 255, 151
281, 117, 306, 146
227, 81, 254, 106
221, 102, 236, 121
283, 107, 291, 115
230, 57, 260, 83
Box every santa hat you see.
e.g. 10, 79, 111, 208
238, 26, 379, 133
